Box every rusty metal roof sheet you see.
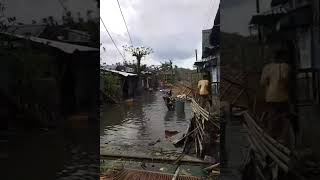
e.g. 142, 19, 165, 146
101, 169, 204, 180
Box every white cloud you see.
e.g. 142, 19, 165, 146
100, 0, 220, 69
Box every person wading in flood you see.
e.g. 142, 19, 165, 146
198, 75, 210, 109
163, 89, 174, 111
260, 50, 291, 145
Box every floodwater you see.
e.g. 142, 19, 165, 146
9, 119, 99, 180
100, 90, 192, 152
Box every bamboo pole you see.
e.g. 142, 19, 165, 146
192, 101, 219, 129
243, 123, 267, 158
191, 98, 209, 119
246, 115, 290, 164
244, 112, 291, 155
244, 114, 290, 172
192, 101, 209, 120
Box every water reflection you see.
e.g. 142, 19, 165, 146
164, 110, 175, 121
176, 109, 186, 119
100, 91, 191, 148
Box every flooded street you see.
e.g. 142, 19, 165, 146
10, 127, 99, 180
100, 90, 211, 177
100, 90, 192, 150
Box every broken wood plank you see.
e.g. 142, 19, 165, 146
100, 152, 211, 165
174, 154, 185, 165
172, 167, 181, 180
204, 163, 220, 171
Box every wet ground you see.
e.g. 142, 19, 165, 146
100, 90, 210, 177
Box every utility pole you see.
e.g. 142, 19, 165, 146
256, 0, 260, 13
256, 0, 262, 43
195, 49, 198, 61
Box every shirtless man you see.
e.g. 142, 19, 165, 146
260, 50, 290, 144
198, 75, 210, 109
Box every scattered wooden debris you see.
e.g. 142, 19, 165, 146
240, 110, 320, 179
100, 152, 211, 165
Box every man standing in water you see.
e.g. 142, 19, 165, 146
260, 50, 291, 144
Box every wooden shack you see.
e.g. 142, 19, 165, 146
100, 69, 138, 100
0, 28, 99, 128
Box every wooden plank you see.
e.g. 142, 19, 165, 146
100, 152, 211, 165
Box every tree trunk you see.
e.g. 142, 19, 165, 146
137, 56, 141, 75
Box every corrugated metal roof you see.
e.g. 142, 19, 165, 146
1, 32, 98, 54
104, 169, 203, 180
103, 69, 137, 77
5, 25, 47, 37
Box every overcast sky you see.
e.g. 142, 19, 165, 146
221, 0, 271, 35
100, 0, 220, 69
4, 0, 98, 24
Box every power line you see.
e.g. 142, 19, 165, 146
100, 17, 126, 61
57, 0, 68, 13
116, 0, 133, 46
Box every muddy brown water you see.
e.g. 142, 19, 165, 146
100, 90, 192, 152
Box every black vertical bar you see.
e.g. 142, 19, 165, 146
256, 0, 262, 43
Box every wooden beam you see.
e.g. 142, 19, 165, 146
100, 153, 211, 165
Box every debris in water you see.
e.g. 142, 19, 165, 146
159, 167, 168, 172
141, 162, 147, 169
165, 130, 179, 138
148, 138, 161, 146
180, 169, 192, 176
204, 155, 216, 163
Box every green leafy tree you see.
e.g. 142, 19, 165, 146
123, 45, 153, 75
